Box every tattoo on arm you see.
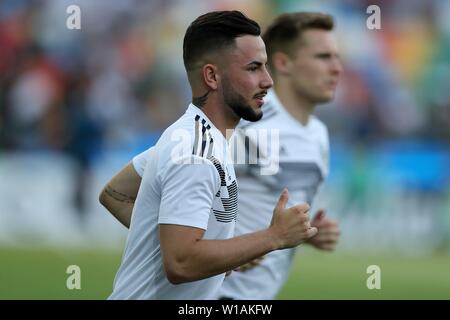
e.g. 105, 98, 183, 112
104, 185, 136, 203
192, 91, 210, 108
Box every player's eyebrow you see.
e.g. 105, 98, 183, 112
246, 61, 263, 67
315, 52, 340, 59
315, 52, 332, 57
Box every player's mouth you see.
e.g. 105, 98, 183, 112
254, 91, 267, 107
328, 79, 338, 90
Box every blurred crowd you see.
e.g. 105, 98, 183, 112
0, 0, 449, 235
2, 0, 450, 148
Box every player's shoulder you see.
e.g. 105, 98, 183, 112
157, 106, 196, 140
157, 108, 224, 164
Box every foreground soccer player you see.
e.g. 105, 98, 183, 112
105, 11, 317, 300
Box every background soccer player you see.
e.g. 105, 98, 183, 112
216, 12, 342, 299
107, 10, 317, 300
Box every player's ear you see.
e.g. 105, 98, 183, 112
202, 64, 219, 90
272, 52, 292, 76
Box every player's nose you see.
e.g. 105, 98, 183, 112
331, 57, 343, 75
260, 67, 274, 89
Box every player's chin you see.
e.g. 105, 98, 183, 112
250, 102, 263, 115
326, 87, 338, 98
318, 91, 335, 103
245, 105, 263, 122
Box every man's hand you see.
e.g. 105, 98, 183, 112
305, 209, 340, 251
268, 189, 318, 249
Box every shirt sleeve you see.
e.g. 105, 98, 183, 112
132, 148, 154, 177
157, 154, 221, 230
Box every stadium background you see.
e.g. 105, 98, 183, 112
0, 0, 449, 299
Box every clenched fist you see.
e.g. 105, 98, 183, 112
306, 209, 340, 251
268, 189, 318, 249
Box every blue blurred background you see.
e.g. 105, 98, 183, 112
0, 0, 449, 299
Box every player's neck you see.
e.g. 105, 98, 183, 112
192, 94, 239, 140
274, 83, 315, 126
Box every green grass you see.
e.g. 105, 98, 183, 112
0, 246, 121, 299
0, 246, 449, 299
277, 248, 450, 299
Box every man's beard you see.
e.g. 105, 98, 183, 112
223, 78, 263, 122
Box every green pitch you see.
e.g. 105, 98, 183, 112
278, 248, 450, 299
0, 246, 449, 299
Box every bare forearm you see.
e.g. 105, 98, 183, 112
99, 185, 134, 228
161, 191, 317, 284
190, 230, 277, 279
99, 162, 141, 228
161, 228, 278, 284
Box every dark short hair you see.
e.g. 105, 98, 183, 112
263, 12, 334, 69
183, 11, 260, 72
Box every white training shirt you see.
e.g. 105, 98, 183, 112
217, 89, 329, 299
109, 104, 237, 300
130, 90, 329, 300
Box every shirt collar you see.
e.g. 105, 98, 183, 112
266, 89, 313, 129
186, 103, 226, 142
265, 88, 283, 112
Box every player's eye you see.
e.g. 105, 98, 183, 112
317, 53, 332, 59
